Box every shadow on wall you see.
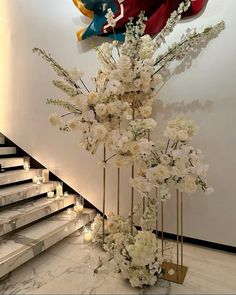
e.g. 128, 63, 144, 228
154, 99, 213, 120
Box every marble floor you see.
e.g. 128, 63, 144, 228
0, 229, 236, 295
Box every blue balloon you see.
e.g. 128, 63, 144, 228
81, 0, 115, 14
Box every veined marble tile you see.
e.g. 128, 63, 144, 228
0, 195, 76, 236
0, 208, 96, 278
0, 181, 58, 207
170, 243, 236, 294
0, 147, 16, 156
1, 232, 236, 294
0, 169, 42, 186
0, 157, 24, 169
30, 261, 170, 295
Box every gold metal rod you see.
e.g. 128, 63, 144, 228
155, 187, 158, 241
130, 165, 134, 235
181, 191, 184, 268
130, 95, 135, 235
177, 189, 180, 282
161, 201, 164, 256
102, 146, 106, 244
117, 168, 120, 215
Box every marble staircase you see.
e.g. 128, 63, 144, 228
0, 133, 96, 279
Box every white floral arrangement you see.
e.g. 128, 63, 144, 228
92, 212, 164, 288
33, 0, 224, 288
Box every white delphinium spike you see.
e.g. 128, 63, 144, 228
105, 8, 116, 28
153, 21, 225, 75
154, 0, 192, 48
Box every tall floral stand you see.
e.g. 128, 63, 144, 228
161, 190, 188, 284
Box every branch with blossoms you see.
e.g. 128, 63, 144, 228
131, 117, 213, 201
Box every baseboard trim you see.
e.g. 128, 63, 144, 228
156, 230, 236, 253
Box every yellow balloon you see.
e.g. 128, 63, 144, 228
72, 0, 94, 19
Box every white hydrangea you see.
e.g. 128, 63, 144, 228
127, 231, 157, 267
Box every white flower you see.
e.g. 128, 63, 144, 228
164, 126, 178, 141
127, 231, 157, 267
125, 141, 140, 156
139, 106, 152, 118
168, 269, 175, 276
69, 67, 83, 80
104, 80, 123, 96
107, 102, 119, 115
181, 175, 198, 193
48, 114, 62, 126
83, 110, 95, 122
88, 91, 99, 105
147, 164, 171, 182
90, 124, 107, 141
95, 103, 107, 117
177, 130, 189, 141
97, 43, 113, 59
144, 118, 157, 130
160, 185, 171, 201
138, 139, 153, 155
114, 155, 133, 167
139, 35, 155, 60
130, 176, 152, 193
71, 94, 88, 110
105, 8, 116, 28
165, 117, 199, 142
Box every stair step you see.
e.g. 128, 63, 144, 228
0, 147, 16, 156
0, 208, 96, 278
0, 157, 24, 169
0, 169, 42, 186
0, 195, 76, 236
0, 135, 4, 145
0, 181, 59, 207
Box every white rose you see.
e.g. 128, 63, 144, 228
48, 114, 62, 126
107, 102, 119, 115
95, 103, 107, 116
90, 124, 107, 141
127, 141, 140, 156
139, 106, 152, 118
88, 91, 99, 105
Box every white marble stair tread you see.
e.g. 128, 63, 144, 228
0, 208, 96, 278
0, 157, 24, 168
0, 181, 59, 207
0, 194, 76, 236
0, 147, 16, 155
0, 168, 42, 186
0, 135, 4, 144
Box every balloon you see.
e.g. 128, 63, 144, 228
73, 0, 208, 41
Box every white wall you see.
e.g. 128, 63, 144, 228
0, 0, 235, 247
